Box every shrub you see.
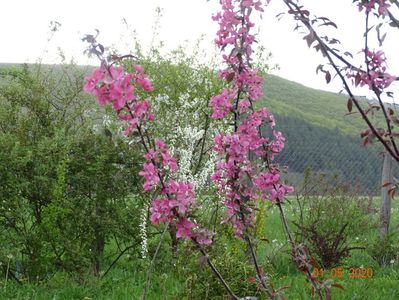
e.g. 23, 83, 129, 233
175, 238, 266, 299
292, 172, 375, 268
0, 63, 144, 280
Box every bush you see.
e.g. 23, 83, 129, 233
0, 63, 144, 280
175, 237, 266, 300
292, 172, 375, 268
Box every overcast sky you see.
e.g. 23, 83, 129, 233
1, 0, 398, 98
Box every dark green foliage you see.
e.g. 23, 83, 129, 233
260, 74, 386, 195
275, 115, 382, 194
0, 63, 144, 280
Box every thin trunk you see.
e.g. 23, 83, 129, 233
169, 224, 178, 258
93, 202, 105, 276
380, 153, 393, 238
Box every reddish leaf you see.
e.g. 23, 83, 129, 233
310, 286, 315, 297
275, 12, 285, 19
355, 73, 361, 86
344, 51, 353, 58
247, 276, 256, 283
325, 71, 331, 83
328, 38, 340, 44
361, 129, 370, 138
314, 43, 323, 53
319, 21, 338, 28
226, 72, 235, 83
347, 98, 353, 113
309, 256, 319, 268
332, 283, 345, 290
298, 266, 308, 273
389, 188, 396, 199
382, 182, 392, 187
304, 32, 316, 48
316, 64, 324, 74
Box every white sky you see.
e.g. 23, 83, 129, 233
1, 0, 398, 98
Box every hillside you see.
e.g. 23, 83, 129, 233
262, 74, 376, 135
0, 63, 385, 194
260, 74, 383, 194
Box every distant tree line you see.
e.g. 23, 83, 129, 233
275, 114, 384, 195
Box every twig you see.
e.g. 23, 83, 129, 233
276, 202, 324, 300
280, 0, 399, 161
141, 222, 170, 300
192, 238, 240, 300
1, 259, 22, 285
101, 243, 137, 278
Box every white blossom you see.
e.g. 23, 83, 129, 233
139, 203, 148, 259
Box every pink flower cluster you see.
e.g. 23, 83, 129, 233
358, 0, 390, 15
211, 0, 293, 236
348, 49, 396, 91
210, 1, 265, 117
212, 0, 263, 61
84, 63, 211, 244
150, 180, 196, 239
83, 64, 155, 135
210, 88, 233, 119
139, 139, 199, 240
211, 108, 293, 235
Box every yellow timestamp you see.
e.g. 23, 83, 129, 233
312, 267, 374, 279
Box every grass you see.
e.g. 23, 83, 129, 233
1, 196, 398, 299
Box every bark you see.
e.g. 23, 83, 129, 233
380, 153, 393, 238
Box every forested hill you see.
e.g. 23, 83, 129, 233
262, 74, 383, 194
262, 74, 371, 134
0, 64, 383, 193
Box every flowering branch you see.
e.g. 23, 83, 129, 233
280, 0, 399, 161
210, 1, 298, 298
83, 42, 239, 299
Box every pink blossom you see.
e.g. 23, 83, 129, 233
150, 198, 172, 224
83, 64, 155, 134
211, 0, 293, 236
84, 60, 203, 243
176, 219, 195, 239
347, 49, 396, 90
139, 162, 159, 191
358, 0, 390, 16
210, 89, 233, 119
136, 77, 154, 92
83, 67, 106, 92
195, 229, 214, 245
165, 180, 195, 215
